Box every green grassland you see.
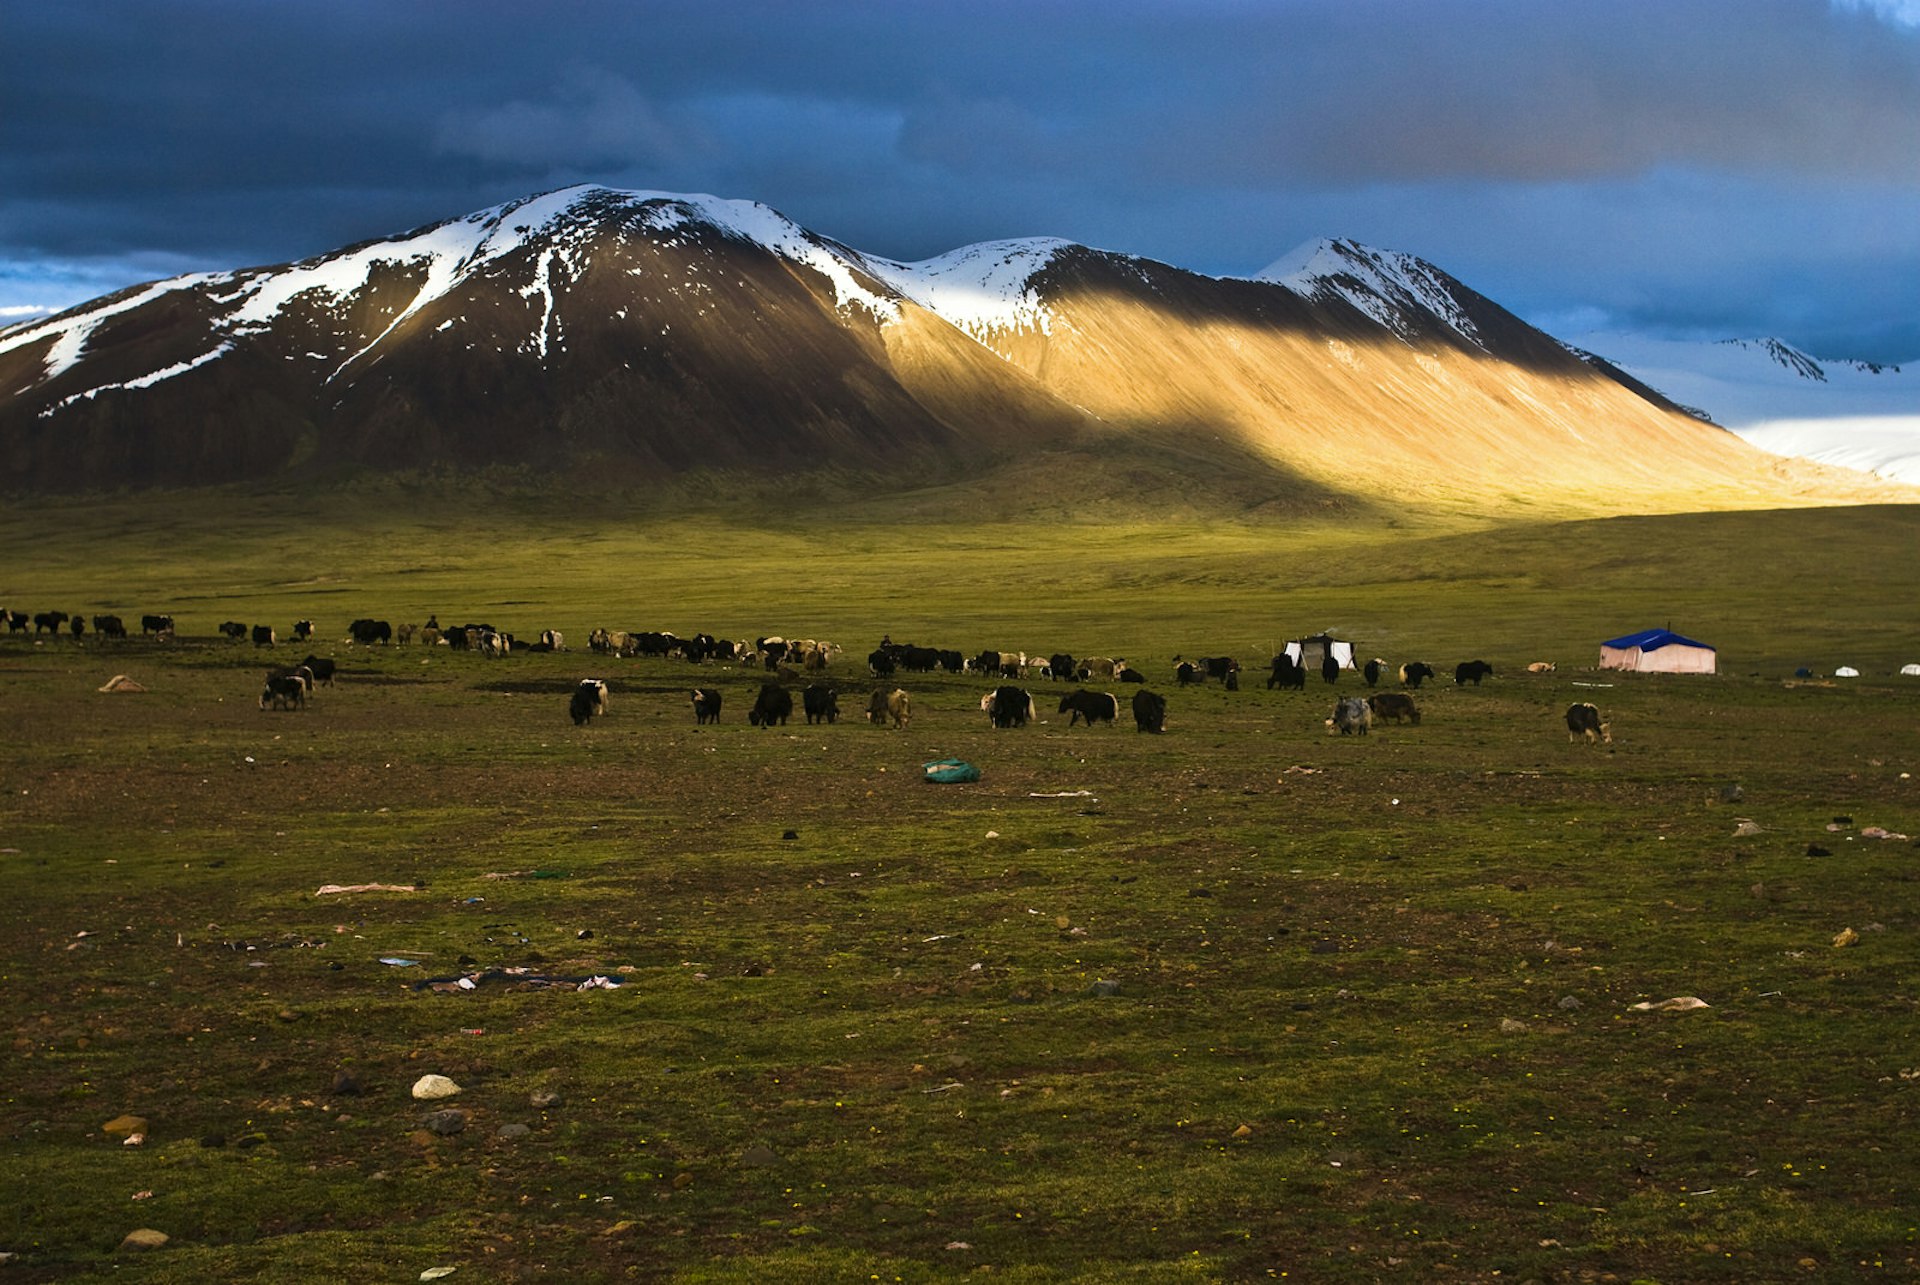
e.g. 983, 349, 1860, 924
1, 490, 1918, 1282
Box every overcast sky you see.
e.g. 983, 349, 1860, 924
4, 0, 1917, 360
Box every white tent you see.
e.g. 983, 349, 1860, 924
1286, 634, 1356, 670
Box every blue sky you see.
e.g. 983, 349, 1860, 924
4, 0, 1917, 360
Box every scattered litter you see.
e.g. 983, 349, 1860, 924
413, 968, 625, 994
922, 1082, 965, 1094
1282, 765, 1321, 775
1028, 789, 1094, 798
222, 934, 326, 953
1732, 819, 1764, 837
924, 759, 981, 784
420, 1270, 458, 1282
481, 869, 569, 880
1833, 927, 1860, 948
1630, 996, 1710, 1012
1570, 681, 1614, 688
922, 934, 957, 943
97, 674, 147, 693
379, 958, 421, 968
1862, 826, 1911, 841
316, 883, 418, 896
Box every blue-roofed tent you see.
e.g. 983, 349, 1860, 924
1599, 629, 1717, 674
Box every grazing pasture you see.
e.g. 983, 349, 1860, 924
0, 492, 1916, 1281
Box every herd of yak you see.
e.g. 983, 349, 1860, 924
4, 610, 1611, 745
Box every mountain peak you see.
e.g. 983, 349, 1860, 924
863, 238, 1077, 341
1254, 236, 1485, 349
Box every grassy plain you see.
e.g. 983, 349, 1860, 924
1, 489, 1918, 1282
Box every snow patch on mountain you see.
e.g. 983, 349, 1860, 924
638, 191, 899, 323
42, 342, 234, 416
863, 238, 1072, 340
1572, 331, 1920, 484
1256, 238, 1483, 349
0, 275, 221, 383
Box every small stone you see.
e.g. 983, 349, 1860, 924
1732, 819, 1763, 837
1232, 1124, 1254, 1138
672, 1171, 694, 1189
1500, 1018, 1529, 1034
420, 1109, 468, 1136
1309, 939, 1340, 954
119, 1228, 169, 1251
198, 1132, 226, 1149
1558, 995, 1582, 1011
411, 1074, 461, 1101
495, 1123, 531, 1140
740, 1142, 779, 1167
1833, 927, 1860, 948
781, 829, 798, 840
529, 1090, 562, 1109
102, 1114, 148, 1137
1086, 979, 1121, 998
1719, 783, 1744, 804
331, 1070, 363, 1097
1806, 844, 1831, 857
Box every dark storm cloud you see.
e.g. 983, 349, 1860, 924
3, 0, 1917, 357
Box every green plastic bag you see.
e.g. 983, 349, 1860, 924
922, 759, 980, 784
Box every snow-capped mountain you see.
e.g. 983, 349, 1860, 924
1256, 238, 1493, 349
1567, 332, 1920, 485
0, 185, 1902, 510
